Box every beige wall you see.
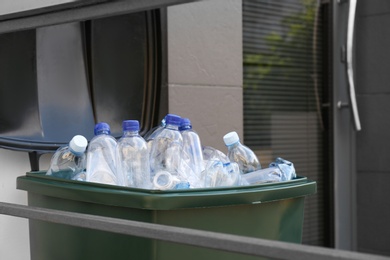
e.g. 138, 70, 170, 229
167, 0, 243, 152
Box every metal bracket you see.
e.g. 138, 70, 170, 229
28, 151, 42, 171
337, 101, 349, 109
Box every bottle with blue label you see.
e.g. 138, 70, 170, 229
86, 122, 119, 185
46, 135, 88, 180
223, 131, 262, 174
116, 120, 151, 188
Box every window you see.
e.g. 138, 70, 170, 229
243, 0, 331, 246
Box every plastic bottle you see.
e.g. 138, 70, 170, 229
269, 157, 296, 181
46, 135, 88, 180
203, 160, 225, 188
86, 122, 119, 185
144, 116, 166, 141
149, 113, 188, 189
202, 146, 230, 164
239, 167, 282, 185
145, 116, 167, 153
116, 120, 151, 188
223, 131, 262, 174
202, 161, 241, 188
222, 162, 241, 186
179, 118, 204, 177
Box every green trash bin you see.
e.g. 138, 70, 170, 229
17, 171, 316, 260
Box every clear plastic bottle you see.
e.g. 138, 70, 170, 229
179, 118, 204, 177
222, 162, 241, 186
202, 161, 241, 188
203, 161, 225, 188
86, 122, 119, 185
202, 146, 230, 165
223, 131, 262, 174
149, 113, 188, 188
46, 135, 88, 180
116, 120, 151, 189
239, 167, 282, 185
269, 157, 296, 181
144, 115, 166, 141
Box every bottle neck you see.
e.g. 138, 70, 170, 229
69, 146, 84, 156
123, 130, 139, 136
165, 123, 179, 131
96, 130, 110, 135
227, 141, 240, 149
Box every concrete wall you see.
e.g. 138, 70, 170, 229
167, 0, 243, 153
0, 1, 243, 259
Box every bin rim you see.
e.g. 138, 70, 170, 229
17, 171, 317, 210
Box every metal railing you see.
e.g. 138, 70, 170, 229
1, 201, 389, 260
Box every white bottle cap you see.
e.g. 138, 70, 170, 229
223, 131, 239, 146
69, 135, 88, 154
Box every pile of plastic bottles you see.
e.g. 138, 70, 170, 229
46, 114, 296, 190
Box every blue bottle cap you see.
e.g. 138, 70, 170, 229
165, 114, 181, 126
94, 122, 110, 135
179, 118, 192, 131
122, 120, 139, 131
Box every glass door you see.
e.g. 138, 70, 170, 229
243, 0, 333, 247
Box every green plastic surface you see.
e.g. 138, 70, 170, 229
17, 171, 316, 260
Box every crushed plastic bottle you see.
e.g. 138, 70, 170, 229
116, 120, 151, 188
239, 167, 282, 185
179, 118, 204, 177
202, 160, 241, 188
86, 122, 119, 185
202, 146, 230, 164
223, 131, 262, 174
269, 157, 296, 181
46, 135, 88, 180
